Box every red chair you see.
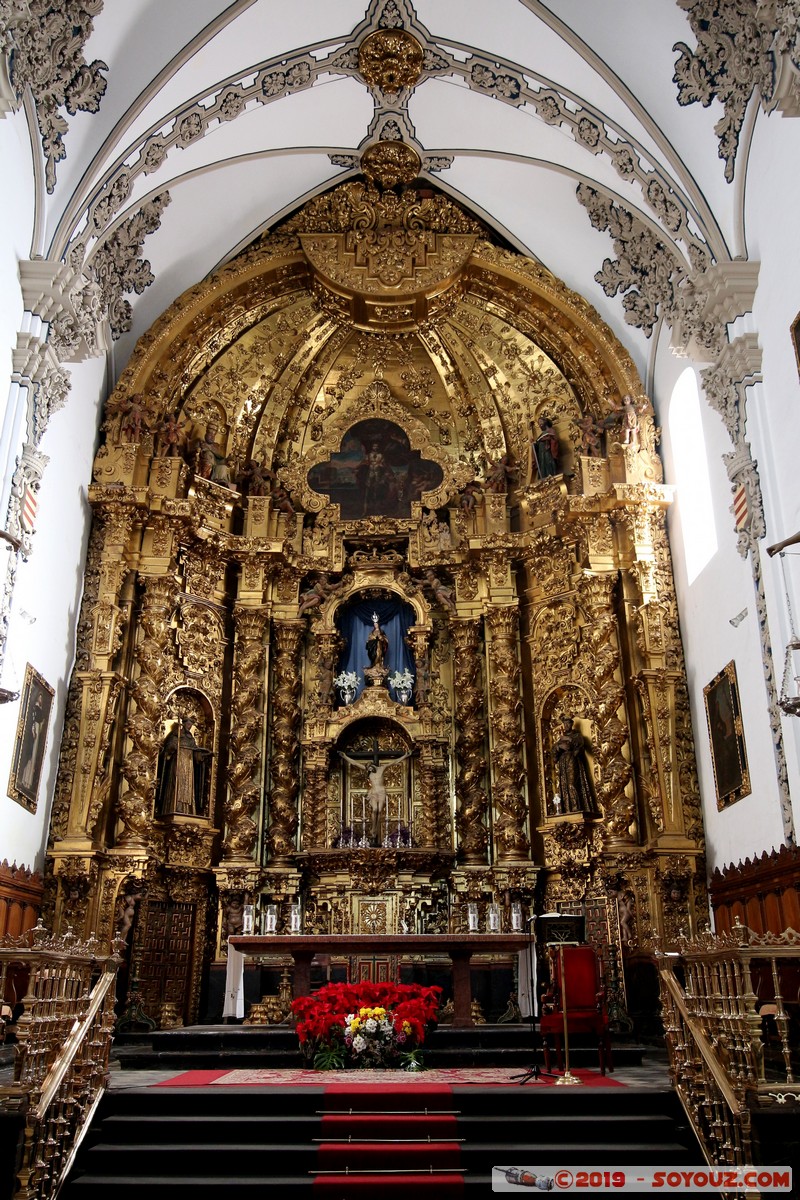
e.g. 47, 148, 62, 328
539, 944, 612, 1075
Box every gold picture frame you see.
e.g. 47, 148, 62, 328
7, 664, 54, 814
703, 660, 750, 811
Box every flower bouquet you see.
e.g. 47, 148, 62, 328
291, 980, 442, 1071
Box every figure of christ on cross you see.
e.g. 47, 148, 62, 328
338, 738, 414, 846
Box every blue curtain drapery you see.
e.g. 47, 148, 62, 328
336, 597, 416, 704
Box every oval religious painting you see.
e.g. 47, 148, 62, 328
307, 419, 443, 520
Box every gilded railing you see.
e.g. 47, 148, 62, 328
656, 922, 800, 1169
0, 920, 122, 1200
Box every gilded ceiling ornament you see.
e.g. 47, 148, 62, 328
357, 29, 424, 93
360, 140, 421, 189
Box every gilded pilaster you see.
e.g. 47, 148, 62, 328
452, 619, 489, 863
485, 604, 530, 863
266, 619, 304, 863
222, 606, 269, 862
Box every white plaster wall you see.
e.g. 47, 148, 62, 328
0, 110, 32, 373
653, 106, 800, 874
743, 107, 800, 840
0, 354, 105, 872
0, 102, 108, 870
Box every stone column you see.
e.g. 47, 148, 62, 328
266, 619, 304, 863
485, 605, 530, 863
452, 619, 489, 863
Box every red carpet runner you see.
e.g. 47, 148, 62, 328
313, 1082, 464, 1197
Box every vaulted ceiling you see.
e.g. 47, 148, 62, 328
11, 0, 789, 386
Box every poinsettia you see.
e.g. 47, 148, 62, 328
291, 980, 442, 1070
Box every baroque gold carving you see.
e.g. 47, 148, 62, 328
361, 140, 421, 189
223, 607, 269, 861
452, 619, 489, 863
266, 620, 304, 861
357, 30, 424, 93
485, 605, 530, 862
117, 576, 176, 846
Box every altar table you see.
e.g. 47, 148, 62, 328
225, 933, 530, 1027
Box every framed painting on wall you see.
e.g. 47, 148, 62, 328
792, 310, 800, 381
703, 660, 751, 811
7, 664, 54, 814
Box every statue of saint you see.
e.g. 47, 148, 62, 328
366, 612, 389, 669
532, 416, 561, 478
554, 717, 599, 816
157, 716, 211, 816
339, 746, 414, 845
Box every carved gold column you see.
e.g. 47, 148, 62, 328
485, 605, 530, 863
222, 606, 269, 862
266, 619, 304, 863
416, 741, 450, 849
301, 746, 330, 850
452, 619, 489, 863
117, 574, 175, 847
576, 572, 636, 849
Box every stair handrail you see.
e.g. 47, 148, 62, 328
0, 920, 123, 1200
656, 922, 800, 1172
659, 966, 742, 1114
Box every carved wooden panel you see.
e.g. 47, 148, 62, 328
132, 900, 195, 1019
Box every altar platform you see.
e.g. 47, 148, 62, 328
112, 1022, 646, 1073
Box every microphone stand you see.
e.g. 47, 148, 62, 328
511, 915, 556, 1084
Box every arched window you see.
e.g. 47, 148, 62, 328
669, 368, 717, 583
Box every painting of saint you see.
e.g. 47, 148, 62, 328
7, 665, 54, 813
307, 419, 442, 520
703, 661, 750, 809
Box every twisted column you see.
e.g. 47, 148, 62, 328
223, 607, 269, 861
417, 742, 450, 849
117, 575, 175, 846
300, 747, 330, 850
485, 605, 530, 863
452, 619, 489, 863
266, 619, 304, 862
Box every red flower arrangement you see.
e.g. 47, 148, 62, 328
291, 980, 442, 1070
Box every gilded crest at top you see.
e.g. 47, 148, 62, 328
358, 29, 424, 93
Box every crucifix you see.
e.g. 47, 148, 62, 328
338, 737, 413, 846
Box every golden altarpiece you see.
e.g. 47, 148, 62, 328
45, 170, 707, 1026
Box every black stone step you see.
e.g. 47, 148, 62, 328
60, 1060, 702, 1200
112, 1023, 646, 1072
